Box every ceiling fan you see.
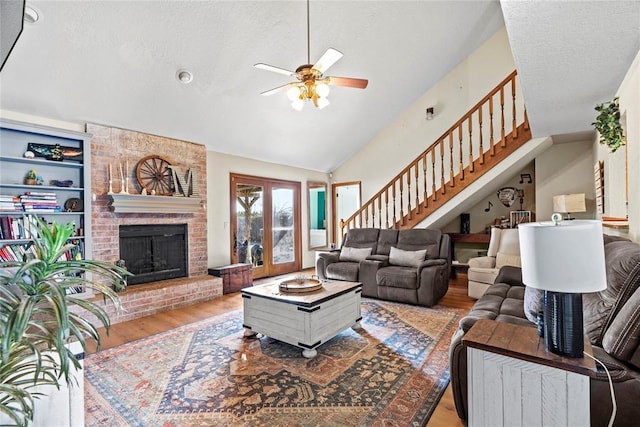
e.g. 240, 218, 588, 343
254, 0, 368, 110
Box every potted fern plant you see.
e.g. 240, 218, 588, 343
0, 215, 129, 426
593, 97, 626, 152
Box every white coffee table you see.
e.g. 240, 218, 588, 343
241, 280, 362, 358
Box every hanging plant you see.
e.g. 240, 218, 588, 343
592, 97, 626, 153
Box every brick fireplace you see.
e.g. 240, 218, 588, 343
85, 124, 221, 324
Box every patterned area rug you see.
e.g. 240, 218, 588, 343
85, 299, 465, 426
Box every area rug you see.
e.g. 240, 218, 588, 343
84, 299, 465, 427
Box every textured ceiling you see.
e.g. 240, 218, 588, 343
501, 0, 640, 139
0, 1, 638, 173
0, 1, 504, 172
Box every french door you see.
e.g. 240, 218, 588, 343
230, 174, 301, 278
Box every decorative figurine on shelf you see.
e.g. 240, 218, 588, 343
35, 175, 44, 185
23, 150, 35, 159
24, 169, 37, 185
48, 144, 64, 161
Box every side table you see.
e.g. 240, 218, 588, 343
462, 319, 596, 427
208, 263, 252, 294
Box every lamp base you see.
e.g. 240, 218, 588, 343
543, 291, 584, 358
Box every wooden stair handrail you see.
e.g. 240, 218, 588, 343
339, 70, 529, 236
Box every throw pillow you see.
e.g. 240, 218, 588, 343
339, 246, 372, 262
389, 246, 427, 267
524, 286, 544, 324
495, 252, 521, 269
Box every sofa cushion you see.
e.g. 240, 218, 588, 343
396, 229, 441, 259
326, 261, 360, 282
458, 283, 531, 332
389, 247, 426, 267
495, 252, 521, 269
583, 241, 640, 345
339, 246, 372, 262
376, 229, 399, 256
376, 266, 418, 289
342, 228, 380, 253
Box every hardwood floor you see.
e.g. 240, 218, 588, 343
88, 271, 474, 427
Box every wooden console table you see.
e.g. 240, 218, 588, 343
448, 233, 490, 276
463, 319, 596, 427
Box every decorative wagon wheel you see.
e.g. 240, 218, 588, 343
136, 155, 174, 195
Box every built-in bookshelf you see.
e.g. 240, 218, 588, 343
0, 119, 92, 295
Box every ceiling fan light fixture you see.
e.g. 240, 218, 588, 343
316, 82, 330, 98
291, 99, 305, 111
287, 85, 302, 101
316, 97, 330, 109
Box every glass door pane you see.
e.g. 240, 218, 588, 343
272, 187, 294, 265
235, 183, 264, 271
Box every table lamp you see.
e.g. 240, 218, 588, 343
552, 193, 586, 220
519, 219, 606, 358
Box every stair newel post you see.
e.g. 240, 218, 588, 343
511, 76, 518, 139
414, 162, 420, 214
478, 106, 484, 165
449, 133, 455, 188
440, 139, 446, 195
458, 125, 464, 181
489, 96, 495, 156
500, 87, 506, 147
422, 153, 428, 208
467, 116, 474, 173
431, 150, 437, 202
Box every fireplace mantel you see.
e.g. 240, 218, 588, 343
108, 194, 202, 213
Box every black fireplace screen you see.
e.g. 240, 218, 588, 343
119, 224, 188, 285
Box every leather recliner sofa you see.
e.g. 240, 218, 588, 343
449, 236, 640, 426
316, 228, 451, 307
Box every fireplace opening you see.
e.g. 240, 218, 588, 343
119, 224, 188, 285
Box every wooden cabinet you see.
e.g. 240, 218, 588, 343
208, 263, 252, 294
0, 119, 92, 295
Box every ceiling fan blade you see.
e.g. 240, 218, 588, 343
254, 63, 296, 77
326, 76, 369, 89
311, 48, 343, 74
260, 82, 296, 96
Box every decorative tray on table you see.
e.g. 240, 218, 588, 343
279, 276, 323, 293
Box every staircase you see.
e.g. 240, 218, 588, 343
339, 70, 532, 236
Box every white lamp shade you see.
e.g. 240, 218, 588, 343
518, 220, 606, 293
291, 99, 304, 111
287, 86, 302, 101
315, 83, 330, 98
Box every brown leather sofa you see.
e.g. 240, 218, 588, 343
316, 228, 451, 307
449, 237, 640, 426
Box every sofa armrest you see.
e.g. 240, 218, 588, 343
316, 252, 340, 280
468, 256, 496, 269
367, 254, 390, 267
418, 258, 446, 270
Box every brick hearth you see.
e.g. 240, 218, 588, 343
86, 124, 221, 324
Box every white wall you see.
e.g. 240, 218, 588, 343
602, 48, 639, 241
206, 151, 328, 269
332, 27, 516, 202
535, 140, 596, 222
441, 162, 536, 234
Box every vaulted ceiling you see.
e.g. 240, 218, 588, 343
0, 1, 638, 172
